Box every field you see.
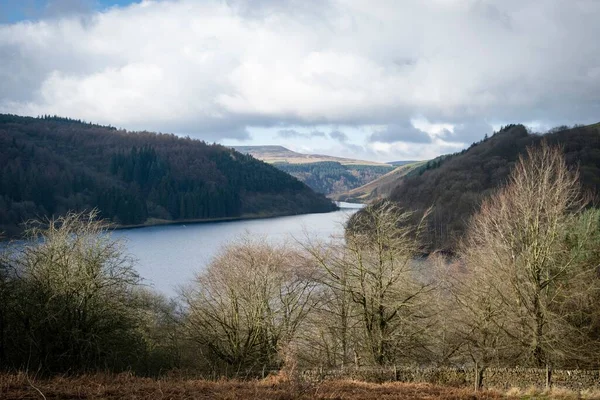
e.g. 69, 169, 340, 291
0, 373, 508, 400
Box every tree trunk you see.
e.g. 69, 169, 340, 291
474, 362, 486, 392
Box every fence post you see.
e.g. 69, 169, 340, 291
546, 364, 552, 390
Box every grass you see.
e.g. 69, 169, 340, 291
0, 372, 505, 400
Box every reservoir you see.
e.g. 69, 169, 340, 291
112, 202, 362, 296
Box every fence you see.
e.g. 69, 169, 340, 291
300, 366, 600, 390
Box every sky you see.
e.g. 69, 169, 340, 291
1, 0, 599, 162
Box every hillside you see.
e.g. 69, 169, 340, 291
365, 123, 600, 251
335, 161, 425, 202
273, 162, 393, 195
0, 115, 336, 237
233, 146, 394, 195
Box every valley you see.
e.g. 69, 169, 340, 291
233, 145, 398, 195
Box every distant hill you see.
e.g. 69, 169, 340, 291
335, 161, 425, 202
354, 123, 600, 251
233, 146, 394, 196
233, 145, 389, 166
0, 115, 336, 237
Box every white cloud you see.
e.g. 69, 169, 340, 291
1, 0, 600, 159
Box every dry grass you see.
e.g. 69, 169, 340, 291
505, 385, 600, 399
0, 372, 507, 400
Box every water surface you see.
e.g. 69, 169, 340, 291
113, 203, 362, 296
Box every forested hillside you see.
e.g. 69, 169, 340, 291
273, 162, 393, 195
383, 123, 600, 250
0, 114, 336, 236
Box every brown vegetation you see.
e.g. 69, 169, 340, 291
0, 373, 506, 400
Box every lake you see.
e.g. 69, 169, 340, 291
112, 202, 362, 296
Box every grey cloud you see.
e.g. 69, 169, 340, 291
450, 120, 495, 144
369, 123, 431, 144
470, 1, 512, 28
329, 130, 348, 142
277, 129, 326, 139
277, 129, 303, 138
123, 116, 252, 142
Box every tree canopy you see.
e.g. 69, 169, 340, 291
0, 114, 336, 236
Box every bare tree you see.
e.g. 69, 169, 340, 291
184, 237, 319, 373
305, 201, 434, 366
298, 236, 360, 368
3, 210, 143, 372
458, 143, 600, 374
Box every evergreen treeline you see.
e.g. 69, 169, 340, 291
273, 161, 393, 195
0, 114, 336, 236
384, 123, 600, 251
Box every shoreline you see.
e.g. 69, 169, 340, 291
1, 205, 365, 241
111, 209, 332, 232
105, 202, 365, 232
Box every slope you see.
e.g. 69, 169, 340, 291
0, 115, 337, 237
361, 123, 600, 251
335, 161, 425, 202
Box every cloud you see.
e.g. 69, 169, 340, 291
277, 128, 326, 139
450, 120, 495, 144
329, 130, 348, 142
370, 122, 432, 144
0, 0, 599, 155
309, 130, 326, 138
278, 129, 304, 138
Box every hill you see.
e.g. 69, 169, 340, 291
233, 146, 394, 195
233, 145, 389, 166
335, 161, 425, 203
0, 115, 336, 237
363, 123, 600, 251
